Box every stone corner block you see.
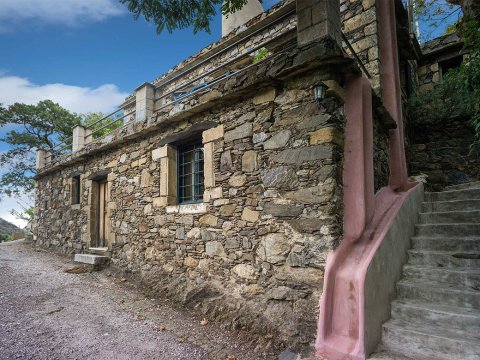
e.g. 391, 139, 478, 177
202, 124, 224, 144
152, 145, 171, 161
310, 128, 344, 146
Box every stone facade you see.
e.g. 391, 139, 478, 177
408, 116, 480, 191
417, 33, 465, 92
34, 66, 346, 348
33, 0, 403, 351
408, 33, 479, 190
341, 0, 382, 93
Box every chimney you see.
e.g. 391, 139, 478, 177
222, 0, 264, 37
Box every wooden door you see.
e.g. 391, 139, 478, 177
97, 180, 107, 247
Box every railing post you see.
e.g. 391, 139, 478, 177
135, 82, 155, 121
296, 0, 342, 49
72, 125, 92, 152
36, 149, 51, 170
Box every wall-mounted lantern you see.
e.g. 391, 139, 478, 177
313, 82, 328, 104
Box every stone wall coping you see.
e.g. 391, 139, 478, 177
166, 203, 208, 214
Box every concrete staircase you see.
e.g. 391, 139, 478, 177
379, 182, 480, 360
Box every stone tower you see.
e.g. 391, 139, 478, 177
222, 0, 264, 36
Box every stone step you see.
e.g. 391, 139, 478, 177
391, 299, 480, 333
382, 319, 480, 360
446, 181, 480, 191
402, 265, 480, 287
422, 199, 480, 212
397, 280, 480, 310
411, 236, 480, 251
419, 210, 480, 224
88, 247, 111, 256
425, 188, 480, 202
74, 253, 109, 265
415, 223, 480, 237
408, 249, 480, 269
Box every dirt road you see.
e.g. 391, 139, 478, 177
0, 240, 267, 360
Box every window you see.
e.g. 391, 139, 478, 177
71, 175, 81, 205
177, 142, 204, 204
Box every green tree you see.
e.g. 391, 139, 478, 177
0, 101, 123, 199
119, 0, 249, 33
82, 112, 126, 139
0, 100, 82, 198
408, 19, 480, 150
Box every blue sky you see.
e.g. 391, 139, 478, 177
0, 0, 281, 103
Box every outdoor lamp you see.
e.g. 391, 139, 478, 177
313, 82, 328, 103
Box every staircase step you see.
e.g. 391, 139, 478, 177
415, 223, 480, 237
88, 247, 111, 256
419, 210, 480, 224
391, 299, 480, 333
382, 319, 480, 360
397, 280, 480, 310
425, 188, 480, 202
446, 181, 480, 191
402, 265, 480, 287
74, 253, 109, 265
408, 249, 480, 268
422, 199, 480, 212
411, 236, 480, 251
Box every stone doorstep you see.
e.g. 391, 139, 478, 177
74, 253, 109, 265
88, 247, 110, 256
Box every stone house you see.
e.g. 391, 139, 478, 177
33, 0, 478, 359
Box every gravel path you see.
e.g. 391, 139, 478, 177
0, 240, 269, 360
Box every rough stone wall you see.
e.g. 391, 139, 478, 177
341, 0, 381, 92
417, 62, 441, 92
408, 33, 479, 190
34, 70, 345, 348
408, 116, 480, 191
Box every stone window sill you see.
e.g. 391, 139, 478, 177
71, 204, 81, 210
166, 203, 207, 214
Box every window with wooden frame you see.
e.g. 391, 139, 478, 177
177, 142, 204, 204
71, 175, 81, 205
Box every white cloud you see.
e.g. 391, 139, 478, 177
0, 75, 129, 113
0, 182, 31, 229
0, 0, 124, 28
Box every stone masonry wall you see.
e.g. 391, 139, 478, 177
34, 70, 345, 349
341, 0, 382, 93
408, 116, 480, 191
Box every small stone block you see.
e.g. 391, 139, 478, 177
310, 128, 343, 146
74, 254, 109, 265
152, 145, 171, 160
202, 124, 224, 144
253, 87, 276, 105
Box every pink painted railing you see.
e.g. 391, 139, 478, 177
315, 1, 416, 359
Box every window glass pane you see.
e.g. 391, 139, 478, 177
178, 142, 204, 204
